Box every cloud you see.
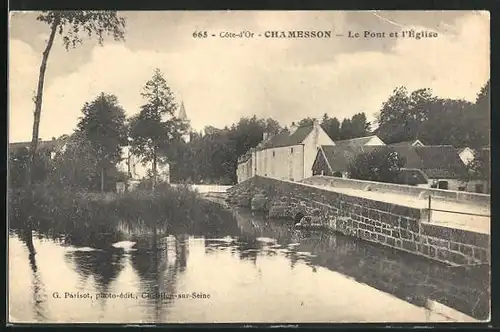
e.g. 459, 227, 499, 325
8, 11, 489, 142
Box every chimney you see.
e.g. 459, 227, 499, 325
290, 122, 297, 133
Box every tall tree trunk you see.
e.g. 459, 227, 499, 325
25, 19, 59, 257
28, 19, 59, 185
152, 149, 157, 191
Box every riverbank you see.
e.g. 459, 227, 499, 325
8, 184, 236, 245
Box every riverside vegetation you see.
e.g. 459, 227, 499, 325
8, 182, 239, 249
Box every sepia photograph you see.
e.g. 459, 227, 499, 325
8, 10, 490, 324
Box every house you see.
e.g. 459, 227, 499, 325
312, 135, 385, 178
457, 147, 476, 166
389, 139, 425, 147
312, 145, 378, 178
312, 144, 483, 192
333, 135, 386, 149
9, 135, 69, 160
237, 120, 335, 183
116, 102, 189, 190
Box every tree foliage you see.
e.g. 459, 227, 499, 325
75, 93, 128, 191
375, 83, 489, 147
37, 11, 126, 50
348, 147, 406, 183
129, 69, 188, 186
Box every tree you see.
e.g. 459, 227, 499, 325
28, 11, 126, 186
24, 11, 126, 256
348, 147, 406, 183
129, 69, 188, 190
48, 132, 101, 191
76, 93, 128, 192
350, 112, 371, 138
320, 113, 341, 141
297, 117, 315, 127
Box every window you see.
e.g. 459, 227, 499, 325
437, 181, 449, 190
290, 148, 293, 154
272, 151, 275, 157
458, 186, 466, 191
475, 184, 485, 193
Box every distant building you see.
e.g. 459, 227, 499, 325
333, 135, 386, 149
312, 145, 378, 178
117, 104, 188, 190
237, 120, 335, 183
9, 135, 69, 160
311, 135, 386, 178
389, 139, 425, 147
178, 101, 191, 143
312, 144, 487, 192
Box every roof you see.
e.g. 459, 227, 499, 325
256, 124, 314, 150
317, 145, 467, 179
9, 136, 69, 154
319, 145, 378, 173
333, 135, 382, 149
390, 145, 467, 179
389, 139, 424, 147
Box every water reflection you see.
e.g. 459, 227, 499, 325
17, 230, 48, 321
221, 207, 490, 320
9, 202, 489, 323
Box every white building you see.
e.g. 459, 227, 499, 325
117, 102, 189, 190
237, 120, 335, 183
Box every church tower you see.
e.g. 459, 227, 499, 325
179, 101, 191, 143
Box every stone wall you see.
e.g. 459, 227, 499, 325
301, 175, 490, 207
227, 176, 490, 267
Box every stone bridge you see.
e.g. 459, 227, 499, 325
226, 176, 490, 267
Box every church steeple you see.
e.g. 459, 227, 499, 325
179, 101, 188, 121
179, 101, 191, 143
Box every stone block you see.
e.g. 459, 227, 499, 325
251, 194, 269, 212
450, 242, 459, 252
449, 252, 468, 265
386, 237, 396, 247
473, 247, 487, 262
459, 244, 474, 257
402, 239, 415, 251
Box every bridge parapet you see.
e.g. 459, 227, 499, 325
227, 176, 490, 267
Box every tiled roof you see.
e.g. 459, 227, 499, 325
389, 139, 424, 147
9, 136, 69, 154
390, 146, 467, 179
320, 145, 378, 173
256, 124, 314, 150
333, 135, 382, 149
318, 145, 467, 179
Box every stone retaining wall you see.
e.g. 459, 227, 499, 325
227, 176, 490, 266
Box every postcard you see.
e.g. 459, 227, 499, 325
8, 10, 490, 324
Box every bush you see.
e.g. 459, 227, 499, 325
348, 147, 406, 183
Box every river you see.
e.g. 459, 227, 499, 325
8, 203, 489, 324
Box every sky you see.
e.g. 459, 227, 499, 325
9, 10, 490, 142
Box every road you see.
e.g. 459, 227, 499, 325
308, 184, 490, 235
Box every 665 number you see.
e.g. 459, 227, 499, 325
193, 31, 208, 38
